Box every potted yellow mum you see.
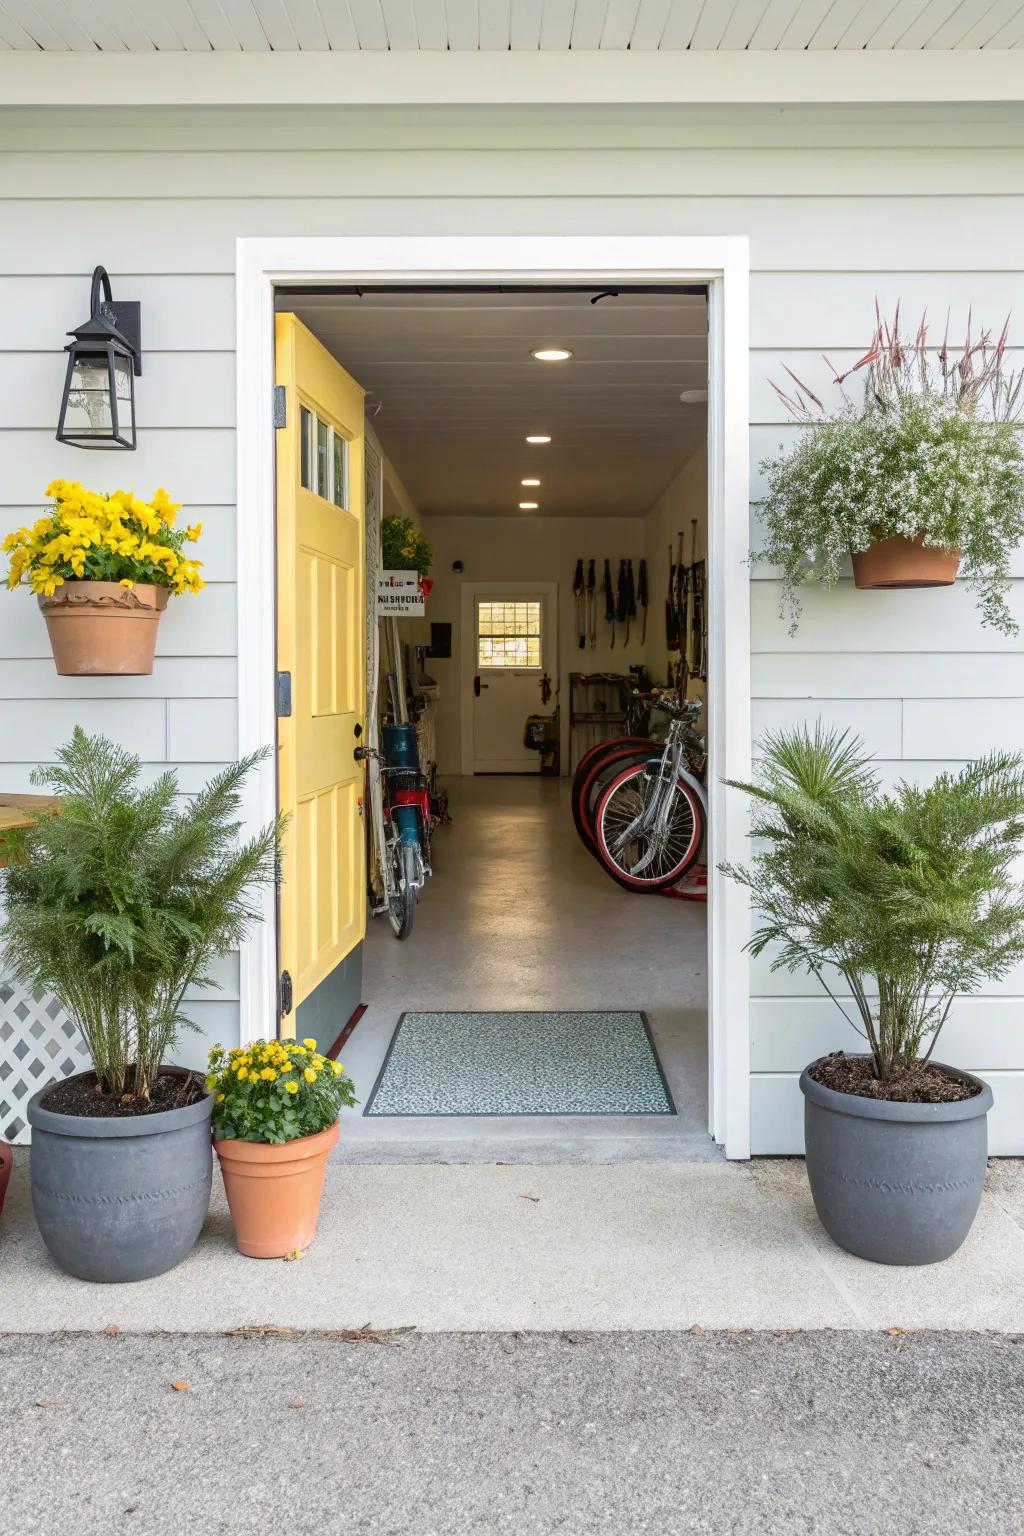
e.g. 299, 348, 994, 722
207, 1038, 357, 1259
3, 480, 204, 676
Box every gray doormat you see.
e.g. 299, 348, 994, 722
363, 1011, 675, 1117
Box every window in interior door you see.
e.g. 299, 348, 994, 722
298, 402, 349, 509
477, 600, 542, 669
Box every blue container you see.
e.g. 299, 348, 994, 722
383, 722, 420, 771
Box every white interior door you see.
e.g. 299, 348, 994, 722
468, 587, 555, 774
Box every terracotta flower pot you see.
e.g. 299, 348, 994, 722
215, 1120, 339, 1259
852, 533, 961, 591
0, 1140, 12, 1219
39, 580, 169, 676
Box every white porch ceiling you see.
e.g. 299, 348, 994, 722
282, 288, 707, 518
1, 0, 1021, 51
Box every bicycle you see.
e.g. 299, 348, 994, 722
357, 720, 432, 939
593, 697, 707, 892
571, 690, 705, 856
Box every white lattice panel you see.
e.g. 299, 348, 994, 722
0, 983, 89, 1144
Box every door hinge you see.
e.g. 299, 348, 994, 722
279, 970, 293, 1018
272, 385, 287, 429
276, 670, 292, 717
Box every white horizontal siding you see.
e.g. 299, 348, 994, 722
0, 657, 237, 699
749, 949, 1024, 997
751, 996, 1024, 1071
2, 196, 1024, 274
2, 147, 1024, 199
751, 652, 1024, 698
749, 271, 1024, 349
752, 1072, 1024, 1156
751, 581, 1024, 652
0, 352, 235, 429
5, 106, 1024, 154
0, 275, 236, 350
0, 103, 1020, 1142
0, 430, 235, 505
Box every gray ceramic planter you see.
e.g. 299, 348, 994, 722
800, 1056, 992, 1266
27, 1067, 213, 1283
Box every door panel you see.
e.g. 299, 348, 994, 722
471, 589, 554, 774
276, 312, 365, 1025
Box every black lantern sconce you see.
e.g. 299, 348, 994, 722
56, 266, 142, 450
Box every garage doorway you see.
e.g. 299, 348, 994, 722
236, 237, 752, 1158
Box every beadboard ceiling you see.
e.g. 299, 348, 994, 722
0, 0, 1020, 51
281, 287, 707, 518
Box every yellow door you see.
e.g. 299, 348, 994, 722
275, 312, 366, 1031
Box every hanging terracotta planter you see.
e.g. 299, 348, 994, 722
215, 1120, 339, 1258
852, 533, 961, 591
39, 581, 169, 677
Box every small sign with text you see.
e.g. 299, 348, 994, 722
376, 569, 424, 617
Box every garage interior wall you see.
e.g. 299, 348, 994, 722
1, 102, 1022, 1152
421, 513, 647, 775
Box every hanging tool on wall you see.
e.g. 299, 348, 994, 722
603, 558, 615, 649
573, 558, 586, 649
665, 545, 680, 652
637, 558, 648, 644
623, 559, 637, 647
586, 559, 597, 649
688, 517, 707, 684
616, 559, 629, 648
676, 529, 690, 696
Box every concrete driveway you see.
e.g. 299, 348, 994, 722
3, 1329, 1024, 1536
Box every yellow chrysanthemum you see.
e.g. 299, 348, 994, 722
303, 1068, 317, 1084
286, 1081, 298, 1095
303, 1038, 317, 1050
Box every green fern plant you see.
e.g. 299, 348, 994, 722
0, 729, 279, 1102
722, 725, 1024, 1081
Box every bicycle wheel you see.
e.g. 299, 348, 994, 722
388, 840, 418, 939
595, 762, 703, 892
571, 736, 654, 848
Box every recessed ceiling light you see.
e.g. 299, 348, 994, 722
525, 435, 551, 444
531, 348, 573, 363
519, 502, 539, 510
521, 478, 541, 487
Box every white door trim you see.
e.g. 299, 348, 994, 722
460, 580, 558, 777
236, 234, 751, 1159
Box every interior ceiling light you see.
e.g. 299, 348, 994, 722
525, 434, 551, 444
521, 477, 541, 486
531, 348, 573, 362
679, 389, 708, 404
519, 502, 539, 510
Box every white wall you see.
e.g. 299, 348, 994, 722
420, 513, 647, 774
1, 102, 1022, 1149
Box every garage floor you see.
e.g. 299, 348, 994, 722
337, 774, 717, 1162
